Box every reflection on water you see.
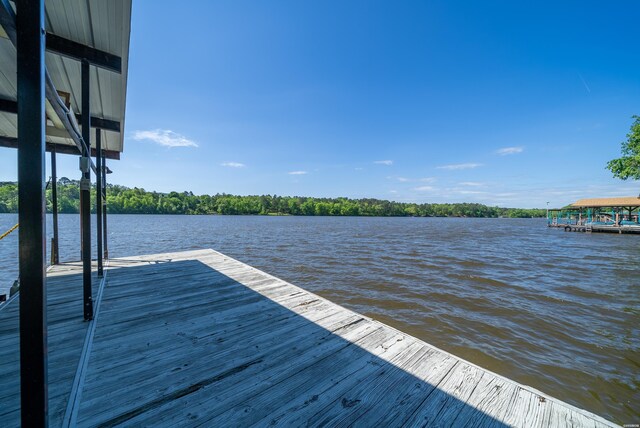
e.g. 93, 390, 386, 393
0, 214, 638, 422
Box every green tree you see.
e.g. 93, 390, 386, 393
606, 115, 640, 180
0, 181, 547, 218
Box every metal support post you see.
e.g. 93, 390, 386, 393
96, 128, 103, 276
102, 159, 108, 259
80, 59, 93, 320
16, 0, 49, 424
51, 145, 59, 264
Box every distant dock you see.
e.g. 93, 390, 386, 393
549, 223, 640, 234
0, 249, 618, 426
548, 196, 640, 235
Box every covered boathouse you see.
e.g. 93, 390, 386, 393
548, 196, 640, 234
0, 1, 620, 426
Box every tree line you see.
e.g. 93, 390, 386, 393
0, 179, 545, 218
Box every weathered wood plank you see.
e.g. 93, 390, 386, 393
392, 361, 484, 426
80, 301, 344, 395
208, 331, 420, 428
0, 264, 96, 427
118, 322, 393, 427
77, 296, 350, 397
501, 386, 554, 428
78, 312, 367, 425
444, 370, 519, 427
356, 345, 458, 427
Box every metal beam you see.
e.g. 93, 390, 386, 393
0, 135, 121, 160
0, 96, 17, 113
80, 59, 93, 321
0, 97, 121, 133
1, 25, 122, 74
76, 114, 120, 133
16, 0, 48, 425
46, 32, 122, 74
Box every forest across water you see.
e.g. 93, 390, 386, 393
0, 180, 545, 218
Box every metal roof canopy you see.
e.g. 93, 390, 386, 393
0, 0, 132, 159
571, 197, 640, 209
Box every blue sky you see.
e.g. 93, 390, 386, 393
2, 0, 639, 208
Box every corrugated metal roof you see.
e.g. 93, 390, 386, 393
0, 0, 131, 154
0, 38, 16, 96
571, 197, 640, 208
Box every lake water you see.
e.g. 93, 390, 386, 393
0, 214, 638, 423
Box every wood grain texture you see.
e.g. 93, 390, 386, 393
0, 249, 619, 427
0, 264, 98, 427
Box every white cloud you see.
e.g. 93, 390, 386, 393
459, 181, 484, 186
221, 162, 245, 168
133, 129, 198, 148
374, 160, 393, 165
414, 186, 434, 191
288, 170, 308, 175
388, 176, 435, 183
455, 190, 486, 195
496, 146, 524, 155
437, 163, 482, 170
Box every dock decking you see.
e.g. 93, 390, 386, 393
0, 249, 618, 427
549, 223, 640, 234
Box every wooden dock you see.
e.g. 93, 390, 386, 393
549, 223, 640, 234
0, 249, 618, 427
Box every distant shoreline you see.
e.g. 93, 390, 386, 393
0, 181, 546, 218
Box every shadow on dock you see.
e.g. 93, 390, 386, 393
0, 257, 512, 427
0, 269, 100, 425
